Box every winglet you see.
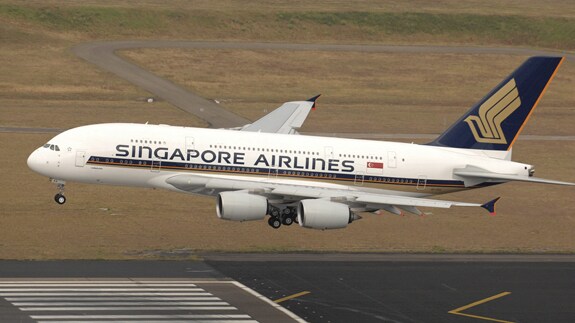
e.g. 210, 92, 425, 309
307, 94, 321, 110
481, 197, 501, 216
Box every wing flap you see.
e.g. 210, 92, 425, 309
166, 174, 486, 213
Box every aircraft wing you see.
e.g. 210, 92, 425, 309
166, 174, 498, 215
240, 95, 320, 134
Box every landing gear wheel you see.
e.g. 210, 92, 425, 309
282, 216, 293, 226
268, 216, 281, 229
54, 194, 66, 205
51, 179, 67, 205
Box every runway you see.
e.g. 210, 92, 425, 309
0, 255, 574, 323
0, 261, 302, 323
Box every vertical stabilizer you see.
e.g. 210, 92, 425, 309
428, 57, 564, 151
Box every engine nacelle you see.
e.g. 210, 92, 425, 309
216, 192, 268, 222
297, 199, 360, 230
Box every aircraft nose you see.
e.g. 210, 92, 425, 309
27, 149, 47, 175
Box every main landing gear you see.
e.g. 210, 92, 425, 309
51, 179, 66, 205
267, 206, 297, 229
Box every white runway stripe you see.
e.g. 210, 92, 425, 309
20, 306, 238, 311
6, 297, 220, 301
31, 314, 251, 319
13, 301, 229, 306
0, 279, 295, 323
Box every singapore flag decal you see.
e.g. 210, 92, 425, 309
367, 162, 384, 169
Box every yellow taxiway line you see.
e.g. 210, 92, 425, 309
449, 291, 514, 323
274, 291, 311, 304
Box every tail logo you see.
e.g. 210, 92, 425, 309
464, 78, 521, 144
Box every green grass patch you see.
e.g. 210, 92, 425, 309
0, 4, 205, 35
277, 12, 575, 49
1, 4, 574, 48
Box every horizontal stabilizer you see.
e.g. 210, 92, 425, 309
454, 166, 575, 187
481, 197, 501, 215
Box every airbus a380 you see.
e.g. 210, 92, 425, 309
28, 56, 574, 230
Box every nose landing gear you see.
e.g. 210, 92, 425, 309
51, 179, 66, 205
54, 193, 66, 205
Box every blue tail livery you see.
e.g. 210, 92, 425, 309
429, 56, 564, 151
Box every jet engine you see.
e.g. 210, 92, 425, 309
297, 199, 361, 230
216, 192, 268, 222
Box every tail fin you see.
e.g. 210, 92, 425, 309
428, 56, 564, 151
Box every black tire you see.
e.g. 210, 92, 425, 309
268, 217, 281, 229
54, 194, 66, 205
282, 216, 293, 226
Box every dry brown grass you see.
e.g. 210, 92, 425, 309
1, 1, 574, 259
122, 49, 575, 135
9, 0, 575, 18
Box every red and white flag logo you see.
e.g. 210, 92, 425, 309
367, 162, 384, 169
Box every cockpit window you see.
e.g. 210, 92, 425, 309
42, 144, 60, 151
42, 143, 60, 151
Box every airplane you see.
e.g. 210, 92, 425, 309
27, 56, 574, 230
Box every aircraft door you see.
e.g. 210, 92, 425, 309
354, 172, 364, 186
324, 146, 334, 159
75, 150, 86, 167
185, 136, 195, 150
388, 151, 397, 168
268, 168, 278, 178
151, 160, 161, 173
417, 175, 427, 190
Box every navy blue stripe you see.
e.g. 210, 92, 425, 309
87, 156, 494, 189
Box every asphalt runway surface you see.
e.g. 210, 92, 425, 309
0, 254, 574, 323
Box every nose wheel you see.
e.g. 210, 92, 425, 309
51, 179, 66, 205
54, 194, 66, 205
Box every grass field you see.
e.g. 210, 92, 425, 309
121, 49, 575, 135
0, 1, 574, 259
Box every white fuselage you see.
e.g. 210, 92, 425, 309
27, 123, 532, 198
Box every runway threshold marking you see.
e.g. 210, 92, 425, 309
274, 291, 311, 304
0, 279, 306, 322
448, 291, 514, 323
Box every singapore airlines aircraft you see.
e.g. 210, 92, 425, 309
28, 56, 574, 230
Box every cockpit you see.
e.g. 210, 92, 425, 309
42, 143, 60, 151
